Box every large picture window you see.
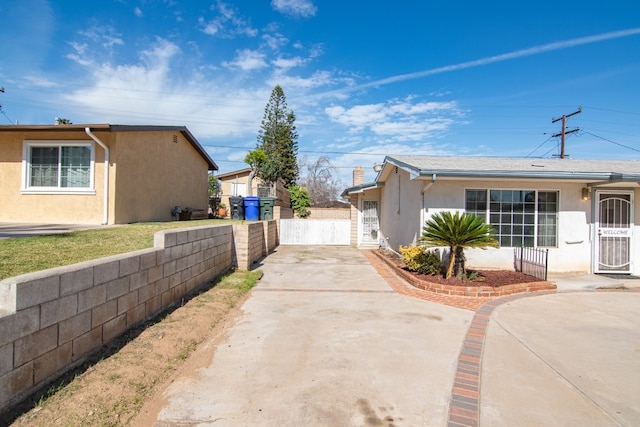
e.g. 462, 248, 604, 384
465, 189, 558, 247
23, 142, 94, 192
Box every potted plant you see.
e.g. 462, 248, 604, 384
217, 203, 227, 218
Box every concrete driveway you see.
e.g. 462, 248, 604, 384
135, 246, 640, 427
481, 292, 640, 426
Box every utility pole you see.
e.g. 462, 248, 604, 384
552, 106, 582, 159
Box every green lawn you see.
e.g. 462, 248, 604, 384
0, 220, 233, 281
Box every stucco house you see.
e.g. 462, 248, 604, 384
343, 155, 640, 275
0, 124, 217, 225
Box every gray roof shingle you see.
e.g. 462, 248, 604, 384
385, 155, 640, 180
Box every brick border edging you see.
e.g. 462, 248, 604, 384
370, 249, 556, 297
446, 291, 556, 427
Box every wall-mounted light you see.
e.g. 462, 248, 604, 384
581, 187, 590, 201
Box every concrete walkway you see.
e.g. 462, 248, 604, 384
136, 246, 640, 427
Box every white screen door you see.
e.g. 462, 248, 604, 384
361, 200, 379, 245
595, 191, 633, 273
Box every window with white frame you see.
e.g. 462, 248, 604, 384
465, 189, 558, 247
230, 182, 247, 197
23, 141, 94, 191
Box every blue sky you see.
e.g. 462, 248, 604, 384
1, 0, 639, 186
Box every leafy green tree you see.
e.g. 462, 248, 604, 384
420, 211, 499, 279
289, 185, 311, 218
244, 149, 267, 196
257, 85, 299, 190
208, 174, 220, 197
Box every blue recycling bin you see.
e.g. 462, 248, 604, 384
243, 196, 260, 220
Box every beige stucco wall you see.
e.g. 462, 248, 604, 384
109, 131, 208, 223
0, 130, 108, 224
419, 179, 593, 273
379, 169, 423, 249
0, 129, 210, 225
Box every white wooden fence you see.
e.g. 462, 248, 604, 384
279, 219, 351, 245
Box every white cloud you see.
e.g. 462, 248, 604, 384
134, 7, 143, 17
267, 70, 353, 92
66, 24, 124, 66
325, 104, 386, 130
262, 33, 289, 50
199, 1, 257, 38
140, 38, 181, 66
325, 98, 462, 141
271, 0, 317, 17
272, 56, 306, 69
22, 75, 59, 88
78, 25, 123, 50
67, 41, 93, 66
308, 44, 323, 58
222, 49, 267, 70
61, 38, 268, 140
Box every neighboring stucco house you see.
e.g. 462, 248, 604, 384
343, 155, 640, 275
216, 167, 291, 212
0, 124, 217, 225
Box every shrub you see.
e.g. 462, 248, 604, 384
398, 245, 442, 275
289, 185, 311, 218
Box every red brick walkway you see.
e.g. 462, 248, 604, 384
445, 291, 556, 427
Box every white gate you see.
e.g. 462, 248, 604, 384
279, 219, 351, 245
595, 191, 633, 273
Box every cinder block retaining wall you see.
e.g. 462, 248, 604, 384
0, 221, 277, 414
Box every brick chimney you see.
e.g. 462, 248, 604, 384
353, 166, 364, 186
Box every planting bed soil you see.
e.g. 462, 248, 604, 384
374, 249, 556, 298
377, 249, 540, 287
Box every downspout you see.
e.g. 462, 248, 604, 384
85, 127, 110, 225
420, 173, 437, 236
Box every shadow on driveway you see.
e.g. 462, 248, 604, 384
0, 223, 104, 239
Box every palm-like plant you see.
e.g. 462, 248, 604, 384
420, 211, 499, 279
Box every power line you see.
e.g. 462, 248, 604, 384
525, 136, 553, 158
0, 109, 13, 124
541, 142, 560, 158
201, 144, 416, 157
581, 131, 640, 153
582, 106, 640, 116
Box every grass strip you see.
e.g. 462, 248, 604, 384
0, 220, 234, 280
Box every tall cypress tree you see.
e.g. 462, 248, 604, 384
257, 85, 299, 189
